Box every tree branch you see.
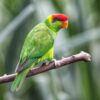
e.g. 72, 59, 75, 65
0, 51, 91, 84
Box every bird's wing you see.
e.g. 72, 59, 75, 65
16, 23, 54, 72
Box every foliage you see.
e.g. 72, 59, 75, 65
0, 0, 100, 100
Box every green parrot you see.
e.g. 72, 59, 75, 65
11, 14, 69, 91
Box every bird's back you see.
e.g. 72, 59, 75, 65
20, 22, 55, 65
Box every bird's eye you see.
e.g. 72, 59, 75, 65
52, 18, 61, 23
57, 17, 61, 21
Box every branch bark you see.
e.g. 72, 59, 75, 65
0, 51, 91, 84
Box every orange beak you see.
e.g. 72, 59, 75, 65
62, 21, 68, 28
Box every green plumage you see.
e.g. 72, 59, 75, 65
11, 22, 57, 91
11, 13, 68, 91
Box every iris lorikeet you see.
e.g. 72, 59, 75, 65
11, 14, 69, 91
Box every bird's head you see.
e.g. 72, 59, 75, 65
45, 14, 69, 32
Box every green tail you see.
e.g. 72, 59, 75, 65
11, 68, 30, 92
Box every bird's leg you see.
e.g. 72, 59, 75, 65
41, 60, 50, 67
45, 60, 51, 65
41, 62, 47, 67
41, 62, 46, 66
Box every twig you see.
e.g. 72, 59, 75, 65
0, 51, 91, 84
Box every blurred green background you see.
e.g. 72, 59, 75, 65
0, 0, 100, 100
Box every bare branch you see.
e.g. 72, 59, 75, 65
0, 51, 91, 84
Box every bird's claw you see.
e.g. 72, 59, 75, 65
52, 59, 61, 67
45, 61, 50, 65
41, 61, 50, 67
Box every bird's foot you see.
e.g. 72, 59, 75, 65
52, 59, 61, 67
45, 61, 50, 65
41, 61, 50, 67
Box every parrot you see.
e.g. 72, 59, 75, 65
11, 13, 69, 91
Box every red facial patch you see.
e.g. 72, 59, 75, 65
52, 14, 69, 22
